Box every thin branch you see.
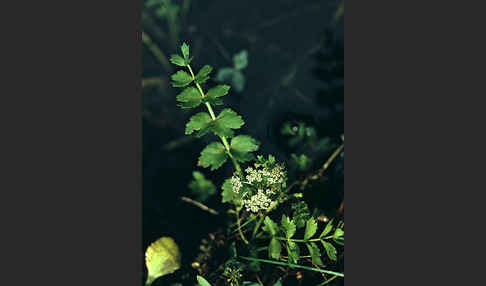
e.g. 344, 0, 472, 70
181, 196, 219, 215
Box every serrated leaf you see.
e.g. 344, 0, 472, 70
230, 135, 260, 163
181, 42, 189, 60
269, 237, 281, 259
221, 178, 234, 203
281, 215, 296, 239
176, 87, 201, 109
287, 241, 300, 264
322, 241, 337, 261
171, 70, 193, 87
306, 242, 324, 266
262, 216, 278, 236
333, 228, 344, 239
185, 112, 212, 136
212, 109, 244, 138
233, 50, 248, 70
320, 219, 334, 238
188, 171, 216, 202
198, 142, 228, 170
195, 65, 213, 84
197, 275, 212, 286
145, 237, 181, 285
304, 218, 318, 240
170, 54, 186, 67
205, 85, 230, 106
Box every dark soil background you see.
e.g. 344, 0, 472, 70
142, 0, 344, 284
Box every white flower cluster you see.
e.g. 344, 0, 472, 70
242, 189, 273, 213
230, 175, 243, 194
229, 162, 286, 213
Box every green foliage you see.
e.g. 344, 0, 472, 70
263, 216, 279, 236
320, 219, 334, 238
198, 142, 228, 170
204, 85, 231, 106
291, 201, 311, 228
171, 70, 193, 87
168, 42, 344, 285
185, 112, 212, 136
195, 65, 213, 84
269, 237, 282, 259
221, 179, 235, 203
291, 153, 312, 171
281, 215, 296, 239
176, 87, 201, 109
188, 171, 216, 202
215, 50, 248, 92
306, 242, 324, 266
230, 135, 260, 162
196, 275, 212, 286
304, 218, 318, 240
322, 241, 337, 261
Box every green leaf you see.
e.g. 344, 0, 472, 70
145, 237, 181, 285
333, 228, 344, 239
262, 216, 278, 236
212, 109, 244, 138
198, 142, 228, 170
269, 237, 281, 259
333, 237, 344, 246
185, 112, 212, 136
232, 70, 246, 92
287, 241, 300, 264
181, 42, 190, 60
306, 242, 324, 266
320, 219, 334, 238
322, 241, 337, 261
233, 50, 248, 70
272, 280, 282, 286
188, 171, 216, 202
304, 218, 318, 240
196, 275, 212, 286
176, 87, 201, 109
291, 201, 310, 228
230, 135, 260, 163
281, 215, 296, 239
215, 67, 235, 83
205, 85, 230, 106
169, 54, 186, 67
290, 153, 312, 171
221, 178, 234, 203
195, 65, 213, 84
171, 70, 193, 87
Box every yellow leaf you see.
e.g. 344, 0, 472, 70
145, 237, 181, 285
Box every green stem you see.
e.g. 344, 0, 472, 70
274, 237, 324, 243
317, 275, 339, 286
141, 31, 171, 72
187, 64, 242, 175
252, 215, 265, 239
239, 256, 344, 277
236, 207, 249, 244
